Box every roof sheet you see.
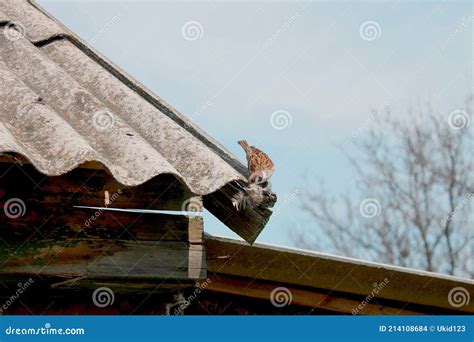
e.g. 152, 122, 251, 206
0, 0, 246, 196
0, 0, 65, 42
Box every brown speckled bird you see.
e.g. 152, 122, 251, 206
238, 140, 275, 185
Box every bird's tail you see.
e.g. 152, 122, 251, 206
238, 140, 251, 153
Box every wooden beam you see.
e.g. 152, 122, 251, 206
0, 204, 203, 244
204, 182, 273, 244
0, 276, 190, 314
205, 236, 474, 313
0, 160, 204, 244
0, 240, 206, 280
206, 275, 422, 315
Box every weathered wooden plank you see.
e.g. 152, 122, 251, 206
205, 236, 474, 314
0, 275, 190, 314
0, 240, 206, 280
203, 182, 272, 244
0, 204, 203, 243
187, 217, 204, 244
0, 161, 204, 244
206, 275, 422, 315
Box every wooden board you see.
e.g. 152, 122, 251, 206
206, 275, 422, 315
205, 236, 474, 314
0, 204, 203, 244
0, 240, 206, 280
0, 161, 203, 244
204, 182, 272, 244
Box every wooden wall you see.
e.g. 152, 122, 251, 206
0, 159, 206, 314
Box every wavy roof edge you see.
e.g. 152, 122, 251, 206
0, 0, 248, 190
38, 0, 248, 175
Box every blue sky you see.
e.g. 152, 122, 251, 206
38, 0, 472, 248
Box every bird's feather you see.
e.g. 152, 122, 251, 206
238, 140, 275, 184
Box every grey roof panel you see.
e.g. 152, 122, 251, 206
41, 40, 244, 194
0, 34, 187, 188
0, 59, 99, 174
0, 6, 245, 194
0, 0, 66, 42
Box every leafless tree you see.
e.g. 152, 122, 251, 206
294, 96, 473, 277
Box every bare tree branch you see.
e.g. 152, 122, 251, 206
295, 96, 473, 277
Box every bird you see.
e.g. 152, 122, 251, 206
232, 183, 277, 211
233, 140, 277, 211
238, 140, 275, 185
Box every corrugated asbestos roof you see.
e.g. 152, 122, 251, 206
0, 0, 271, 243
